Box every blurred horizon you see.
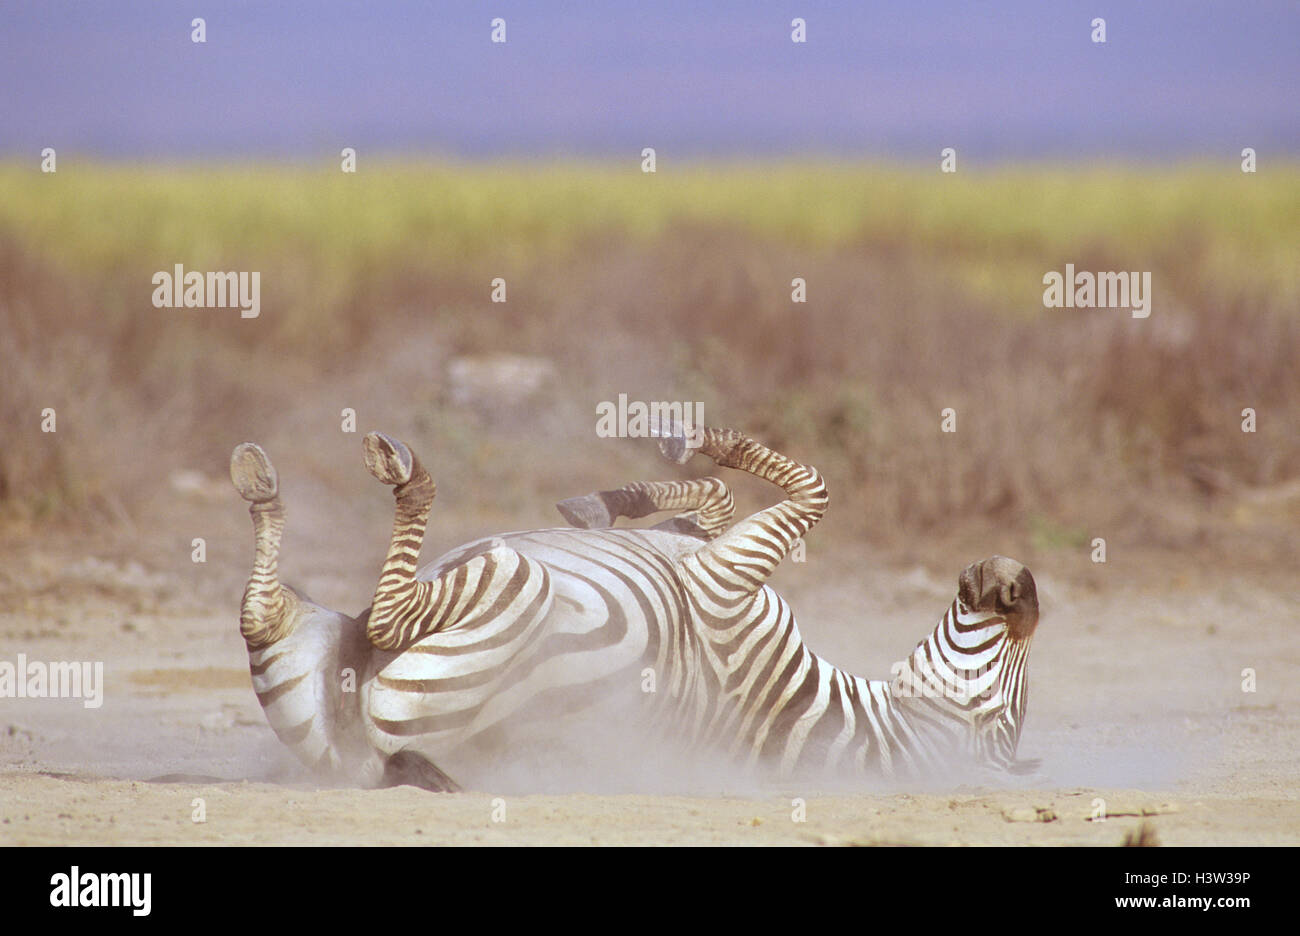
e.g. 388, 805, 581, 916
3, 0, 1297, 162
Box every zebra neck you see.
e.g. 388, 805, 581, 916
887, 601, 1027, 754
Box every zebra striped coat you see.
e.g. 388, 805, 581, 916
231, 426, 1040, 791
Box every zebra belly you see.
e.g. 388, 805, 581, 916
359, 528, 709, 788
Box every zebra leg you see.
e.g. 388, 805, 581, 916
231, 443, 373, 779
556, 478, 735, 540
230, 442, 299, 648
362, 431, 526, 652
666, 426, 828, 595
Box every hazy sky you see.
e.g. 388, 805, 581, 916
2, 0, 1297, 161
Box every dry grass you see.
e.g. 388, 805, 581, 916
1, 163, 1297, 572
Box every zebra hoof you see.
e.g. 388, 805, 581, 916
648, 417, 699, 466
363, 432, 414, 486
556, 493, 614, 529
230, 443, 279, 503
657, 436, 693, 465
656, 430, 702, 466
381, 749, 461, 793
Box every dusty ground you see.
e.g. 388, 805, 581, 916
1, 473, 1298, 847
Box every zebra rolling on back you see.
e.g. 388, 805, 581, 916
230, 423, 1041, 791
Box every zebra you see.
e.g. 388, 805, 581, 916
230, 423, 1041, 791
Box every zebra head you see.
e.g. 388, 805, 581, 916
890, 556, 1040, 772
956, 555, 1039, 640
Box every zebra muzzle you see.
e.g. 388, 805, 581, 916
958, 556, 1040, 637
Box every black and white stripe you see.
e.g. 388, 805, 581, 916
232, 427, 1040, 789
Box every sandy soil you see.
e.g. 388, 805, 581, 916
2, 520, 1297, 847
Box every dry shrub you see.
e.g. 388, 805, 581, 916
517, 225, 1299, 546
2, 218, 1296, 563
